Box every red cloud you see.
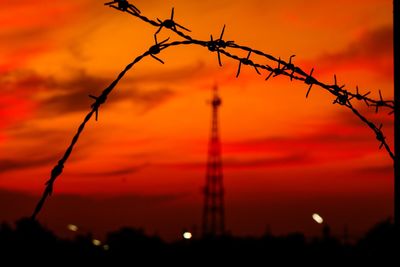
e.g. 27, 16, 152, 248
0, 1, 81, 29
155, 106, 393, 172
0, 46, 50, 74
0, 94, 36, 138
0, 1, 84, 74
301, 25, 393, 79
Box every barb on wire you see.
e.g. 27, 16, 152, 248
236, 51, 260, 77
89, 94, 107, 121
376, 124, 386, 149
354, 86, 371, 105
333, 90, 352, 106
332, 74, 346, 93
304, 68, 315, 98
150, 36, 170, 64
31, 0, 396, 219
285, 55, 296, 80
266, 55, 296, 81
105, 0, 140, 14
207, 25, 234, 66
155, 8, 191, 38
265, 59, 282, 81
347, 103, 394, 159
372, 90, 387, 113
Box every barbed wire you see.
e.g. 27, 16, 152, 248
106, 1, 394, 157
32, 0, 395, 219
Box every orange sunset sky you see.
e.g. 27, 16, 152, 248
0, 0, 395, 240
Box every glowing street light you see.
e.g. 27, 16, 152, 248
183, 231, 192, 240
67, 224, 78, 232
92, 239, 101, 246
312, 213, 324, 224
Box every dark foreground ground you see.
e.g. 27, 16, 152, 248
0, 218, 398, 266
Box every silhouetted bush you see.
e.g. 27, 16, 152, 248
0, 218, 397, 266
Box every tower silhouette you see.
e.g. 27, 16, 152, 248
202, 85, 225, 237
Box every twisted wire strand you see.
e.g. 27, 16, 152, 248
31, 41, 188, 219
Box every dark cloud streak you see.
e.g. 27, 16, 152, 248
356, 164, 393, 175
316, 25, 393, 78
158, 153, 311, 170
73, 163, 149, 178
40, 72, 176, 115
0, 154, 59, 174
323, 25, 392, 60
3, 70, 177, 116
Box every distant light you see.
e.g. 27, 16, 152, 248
103, 244, 110, 251
67, 224, 78, 232
92, 239, 101, 246
312, 213, 324, 224
183, 231, 192, 240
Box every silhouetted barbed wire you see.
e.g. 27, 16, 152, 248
108, 3, 395, 108
32, 1, 395, 219
105, 1, 394, 158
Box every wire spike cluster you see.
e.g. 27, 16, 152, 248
150, 36, 170, 64
207, 25, 234, 66
376, 123, 386, 149
155, 8, 191, 38
285, 55, 296, 80
30, 0, 396, 220
373, 90, 386, 113
265, 59, 282, 81
354, 86, 371, 105
89, 93, 107, 121
236, 51, 260, 77
332, 74, 346, 92
305, 68, 315, 98
105, 0, 140, 14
